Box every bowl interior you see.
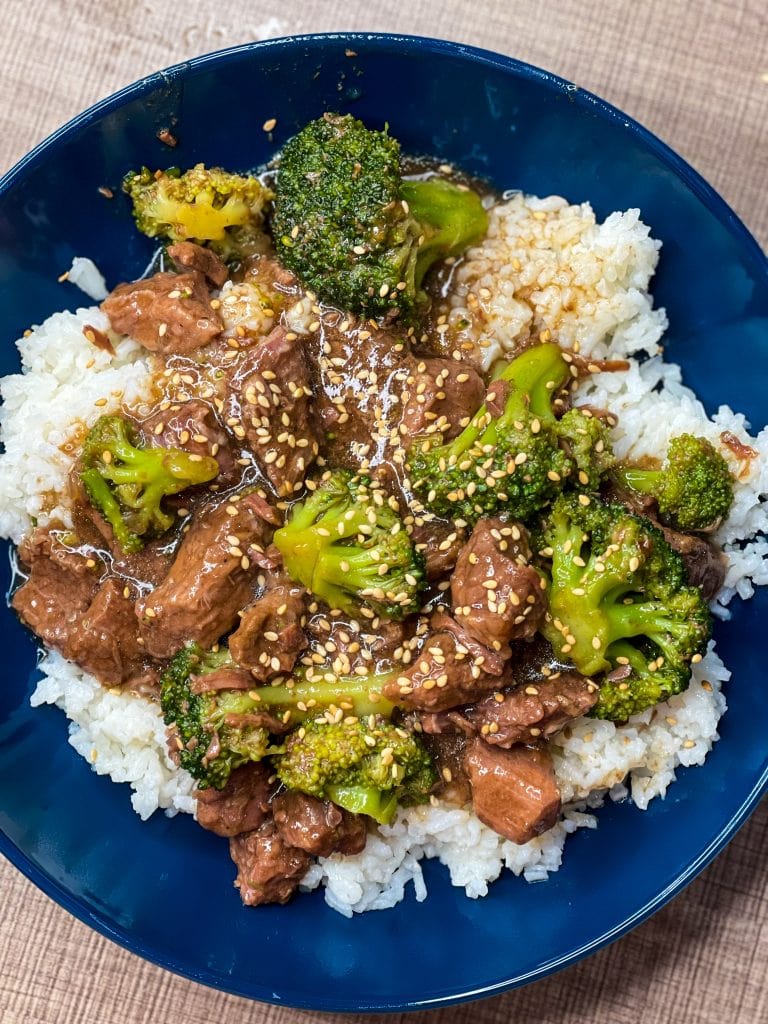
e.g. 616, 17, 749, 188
0, 34, 766, 1012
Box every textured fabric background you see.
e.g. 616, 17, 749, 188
0, 1, 766, 1021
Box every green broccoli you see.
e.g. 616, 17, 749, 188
275, 716, 437, 824
123, 164, 272, 260
79, 415, 219, 553
536, 493, 711, 721
409, 343, 613, 525
271, 113, 488, 317
244, 665, 397, 720
556, 407, 616, 491
160, 644, 271, 790
160, 646, 399, 789
613, 433, 733, 531
273, 470, 425, 619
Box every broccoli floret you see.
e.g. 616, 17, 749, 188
409, 343, 604, 525
123, 164, 272, 260
557, 408, 616, 491
160, 644, 271, 790
272, 113, 488, 317
79, 415, 219, 553
161, 647, 399, 790
273, 470, 425, 619
275, 716, 437, 824
537, 493, 711, 720
613, 433, 734, 531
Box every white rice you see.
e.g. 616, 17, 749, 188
446, 193, 667, 371
0, 308, 152, 543
30, 650, 196, 820
1, 196, 764, 916
65, 257, 109, 302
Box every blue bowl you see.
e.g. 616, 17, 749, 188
0, 33, 766, 1012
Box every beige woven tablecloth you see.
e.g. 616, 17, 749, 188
1, 1, 766, 1021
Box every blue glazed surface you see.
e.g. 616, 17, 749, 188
0, 33, 766, 1012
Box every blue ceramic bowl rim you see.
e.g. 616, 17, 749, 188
0, 32, 766, 1012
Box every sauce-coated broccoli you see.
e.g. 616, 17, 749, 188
79, 415, 219, 553
123, 164, 272, 261
275, 716, 437, 824
273, 470, 425, 619
556, 407, 616, 491
536, 493, 711, 720
160, 644, 271, 790
409, 343, 614, 525
613, 433, 733, 531
271, 113, 488, 317
160, 646, 398, 789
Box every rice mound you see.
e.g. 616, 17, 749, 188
445, 193, 667, 371
30, 650, 196, 820
1, 195, 765, 917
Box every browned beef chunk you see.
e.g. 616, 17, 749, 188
463, 672, 599, 746
464, 738, 561, 844
272, 791, 367, 856
451, 518, 547, 654
67, 577, 155, 688
71, 497, 119, 550
229, 579, 307, 681
238, 254, 301, 294
421, 732, 473, 806
189, 666, 254, 693
383, 612, 506, 712
70, 501, 174, 588
305, 614, 408, 676
484, 379, 510, 418
410, 520, 466, 580
230, 821, 310, 905
167, 241, 229, 288
661, 527, 726, 601
400, 358, 484, 440
196, 763, 272, 837
223, 325, 319, 496
12, 530, 152, 687
102, 271, 223, 353
140, 399, 239, 484
13, 528, 97, 628
136, 491, 279, 658
307, 321, 413, 471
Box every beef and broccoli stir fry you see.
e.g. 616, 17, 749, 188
11, 113, 734, 907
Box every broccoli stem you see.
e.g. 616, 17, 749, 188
613, 466, 660, 496
253, 672, 396, 719
607, 601, 695, 647
400, 177, 488, 293
326, 784, 399, 825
